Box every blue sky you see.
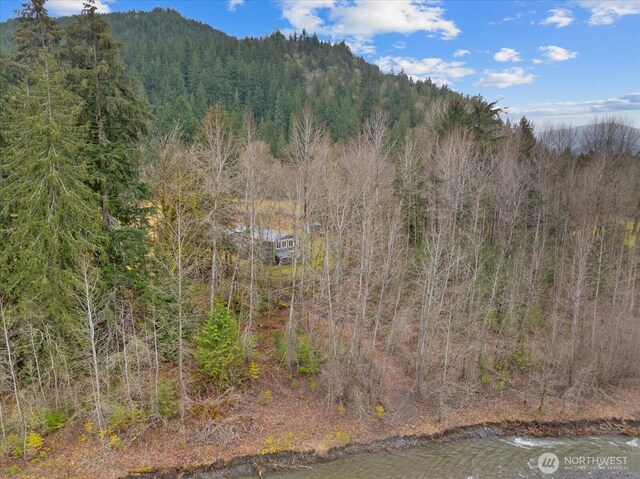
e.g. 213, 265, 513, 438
1, 0, 639, 127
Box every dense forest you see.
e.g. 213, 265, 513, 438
1, 6, 462, 154
0, 1, 639, 476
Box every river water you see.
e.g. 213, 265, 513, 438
262, 435, 640, 478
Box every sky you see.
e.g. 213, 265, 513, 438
1, 0, 639, 127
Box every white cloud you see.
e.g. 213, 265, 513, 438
577, 1, 640, 25
541, 8, 574, 27
47, 0, 112, 16
280, 0, 460, 55
539, 45, 578, 62
474, 67, 535, 89
228, 0, 244, 12
282, 0, 332, 35
532, 58, 543, 64
494, 48, 522, 62
489, 12, 524, 25
376, 55, 474, 85
394, 41, 407, 50
453, 49, 470, 57
508, 93, 640, 117
346, 38, 377, 55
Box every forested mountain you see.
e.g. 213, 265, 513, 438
1, 7, 460, 153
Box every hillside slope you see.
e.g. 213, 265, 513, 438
1, 7, 460, 152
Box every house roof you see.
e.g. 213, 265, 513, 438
233, 226, 293, 242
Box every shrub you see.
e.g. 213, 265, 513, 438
273, 328, 321, 379
335, 430, 350, 445
375, 405, 385, 419
7, 433, 22, 458
508, 340, 531, 372
258, 389, 273, 405
194, 302, 244, 390
108, 404, 146, 433
249, 361, 260, 381
84, 420, 94, 434
326, 430, 350, 446
157, 377, 180, 419
273, 330, 286, 363
109, 433, 123, 450
42, 409, 67, 433
26, 431, 43, 451
297, 336, 321, 378
261, 432, 296, 455
11, 446, 22, 459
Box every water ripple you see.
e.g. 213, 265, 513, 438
251, 435, 640, 479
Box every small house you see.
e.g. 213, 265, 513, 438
232, 226, 299, 264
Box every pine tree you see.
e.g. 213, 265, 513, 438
62, 0, 151, 291
194, 303, 244, 390
516, 116, 536, 162
12, 0, 61, 66
0, 49, 101, 326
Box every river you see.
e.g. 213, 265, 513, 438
255, 435, 639, 478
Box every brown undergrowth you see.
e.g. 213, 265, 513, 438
2, 310, 638, 479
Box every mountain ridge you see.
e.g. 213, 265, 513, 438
0, 7, 462, 152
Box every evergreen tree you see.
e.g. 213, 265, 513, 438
194, 303, 244, 390
516, 116, 536, 162
468, 96, 503, 149
62, 0, 151, 292
434, 95, 502, 150
0, 48, 101, 327
12, 0, 61, 66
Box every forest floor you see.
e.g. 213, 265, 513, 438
3, 311, 639, 479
